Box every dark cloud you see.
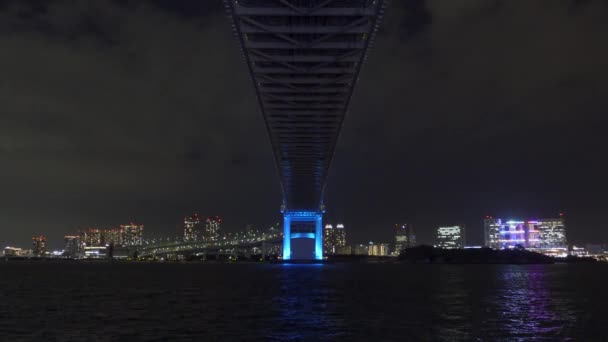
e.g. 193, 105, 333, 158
1, 0, 607, 248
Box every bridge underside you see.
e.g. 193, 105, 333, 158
225, 0, 386, 259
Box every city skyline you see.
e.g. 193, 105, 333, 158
2, 1, 608, 250
3, 211, 586, 252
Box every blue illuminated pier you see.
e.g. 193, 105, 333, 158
224, 0, 387, 260
282, 211, 323, 261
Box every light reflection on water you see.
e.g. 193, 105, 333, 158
0, 262, 603, 341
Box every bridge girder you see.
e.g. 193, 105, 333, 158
225, 0, 387, 211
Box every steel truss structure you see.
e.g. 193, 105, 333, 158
225, 0, 387, 259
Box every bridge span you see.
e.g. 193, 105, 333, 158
224, 0, 387, 260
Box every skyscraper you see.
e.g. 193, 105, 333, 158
323, 223, 347, 255
64, 235, 81, 258
436, 226, 466, 249
120, 223, 144, 246
394, 224, 416, 255
184, 213, 201, 242
32, 236, 47, 256
82, 228, 102, 247
204, 217, 221, 242
102, 228, 122, 246
536, 218, 567, 249
483, 217, 501, 249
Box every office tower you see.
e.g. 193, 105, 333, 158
32, 236, 47, 256
536, 218, 567, 249
394, 223, 416, 255
102, 228, 122, 246
204, 216, 221, 242
483, 217, 502, 249
436, 225, 466, 249
82, 228, 103, 247
184, 213, 201, 242
323, 224, 333, 254
64, 235, 81, 258
368, 243, 390, 256
323, 223, 347, 255
121, 223, 144, 246
484, 216, 567, 251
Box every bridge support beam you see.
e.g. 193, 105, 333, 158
283, 214, 291, 260
282, 210, 323, 261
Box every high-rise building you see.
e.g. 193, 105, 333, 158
82, 228, 102, 247
121, 223, 144, 246
204, 216, 221, 242
484, 216, 567, 251
436, 226, 465, 249
483, 217, 502, 249
184, 213, 201, 242
368, 242, 390, 256
323, 223, 347, 255
32, 236, 47, 256
394, 224, 416, 255
102, 228, 122, 246
64, 235, 81, 258
536, 218, 567, 249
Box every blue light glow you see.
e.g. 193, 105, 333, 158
291, 233, 315, 239
282, 210, 323, 260
283, 215, 291, 260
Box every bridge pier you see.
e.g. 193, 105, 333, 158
282, 211, 323, 261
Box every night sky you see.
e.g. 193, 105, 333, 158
1, 0, 608, 249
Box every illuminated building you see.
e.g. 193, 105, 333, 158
394, 224, 416, 255
64, 236, 81, 258
323, 223, 347, 255
184, 213, 201, 242
368, 243, 390, 256
121, 223, 144, 246
353, 244, 369, 256
536, 218, 567, 249
32, 236, 47, 256
3, 247, 25, 257
84, 246, 107, 259
102, 228, 122, 246
82, 228, 102, 247
336, 245, 352, 255
484, 216, 567, 252
436, 225, 466, 249
204, 216, 221, 242
483, 217, 501, 249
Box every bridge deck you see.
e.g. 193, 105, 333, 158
225, 0, 387, 210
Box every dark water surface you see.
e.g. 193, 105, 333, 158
0, 262, 606, 341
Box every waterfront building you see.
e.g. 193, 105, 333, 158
483, 217, 501, 249
536, 218, 567, 249
184, 213, 202, 242
484, 216, 567, 252
368, 242, 390, 256
394, 223, 416, 255
436, 225, 466, 249
121, 223, 144, 246
84, 246, 107, 259
102, 228, 122, 246
63, 235, 81, 258
323, 223, 347, 255
204, 216, 221, 242
32, 236, 47, 256
353, 244, 369, 255
3, 246, 25, 257
82, 228, 103, 247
